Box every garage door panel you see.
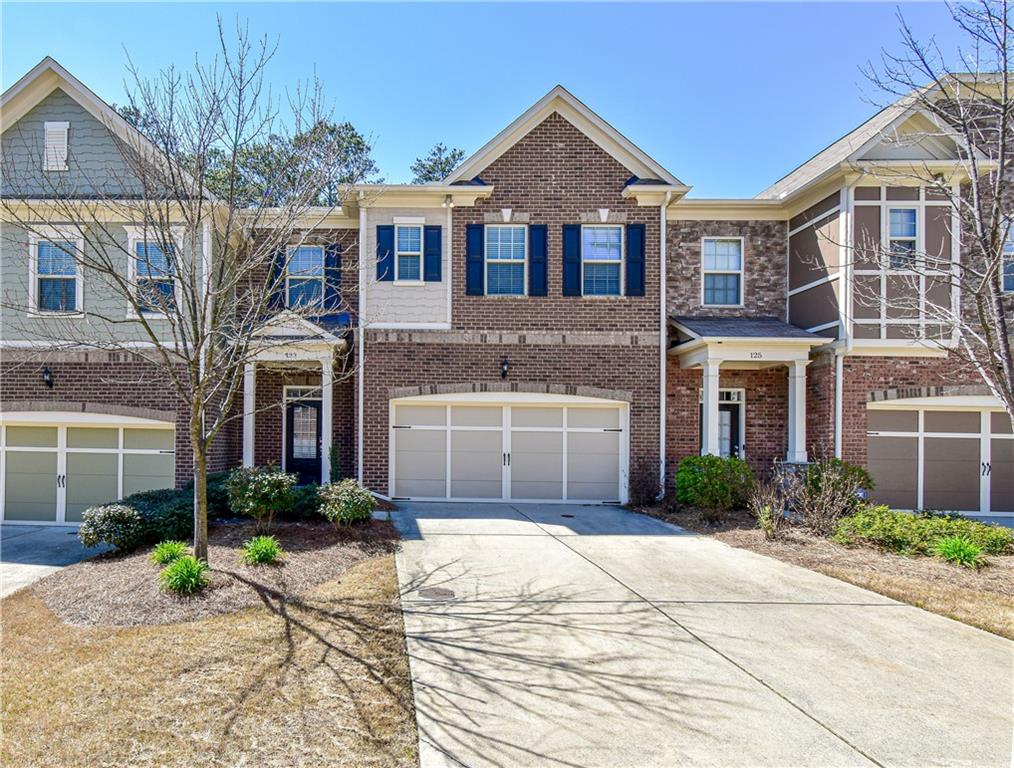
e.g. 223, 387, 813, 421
395, 406, 446, 427
67, 427, 118, 449
867, 436, 918, 509
923, 438, 980, 511
568, 408, 620, 429
510, 431, 563, 500
991, 439, 1014, 514
65, 452, 118, 522
512, 407, 562, 428
6, 426, 58, 448
4, 451, 58, 522
451, 431, 501, 499
450, 406, 502, 427
394, 429, 446, 498
568, 432, 620, 501
123, 429, 174, 451
122, 453, 175, 497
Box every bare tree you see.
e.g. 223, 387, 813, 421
853, 0, 1013, 420
1, 21, 374, 560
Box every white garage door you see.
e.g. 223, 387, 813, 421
1, 416, 176, 525
391, 398, 627, 503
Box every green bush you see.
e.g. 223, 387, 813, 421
150, 540, 188, 565
79, 504, 146, 552
290, 483, 323, 520
319, 479, 376, 526
674, 455, 754, 516
159, 555, 209, 595
181, 471, 231, 518
123, 488, 193, 542
834, 505, 1014, 556
934, 536, 985, 569
226, 465, 297, 532
241, 535, 284, 565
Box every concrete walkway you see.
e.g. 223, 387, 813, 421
392, 502, 1013, 768
0, 525, 101, 598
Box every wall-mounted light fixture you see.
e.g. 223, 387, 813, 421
442, 194, 455, 208
500, 356, 509, 379
42, 366, 54, 388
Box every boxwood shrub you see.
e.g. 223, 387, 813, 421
79, 504, 146, 552
834, 505, 1014, 556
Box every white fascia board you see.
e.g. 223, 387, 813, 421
867, 395, 1004, 410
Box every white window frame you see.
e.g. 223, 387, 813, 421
27, 227, 84, 317
43, 121, 69, 172
394, 221, 424, 284
281, 385, 323, 472
285, 244, 326, 309
484, 224, 528, 296
887, 207, 919, 270
700, 236, 744, 308
581, 224, 624, 297
125, 227, 181, 319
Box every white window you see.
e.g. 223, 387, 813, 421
30, 234, 82, 314
134, 240, 176, 314
395, 224, 423, 282
43, 121, 69, 172
888, 208, 918, 269
286, 245, 324, 308
582, 225, 622, 296
702, 237, 743, 306
1003, 219, 1014, 292
485, 225, 526, 295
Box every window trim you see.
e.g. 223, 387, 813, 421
43, 121, 69, 172
887, 207, 919, 270
700, 236, 745, 308
125, 227, 180, 319
580, 224, 624, 297
28, 228, 84, 317
394, 222, 425, 284
484, 223, 528, 297
285, 244, 326, 309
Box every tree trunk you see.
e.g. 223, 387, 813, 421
192, 446, 209, 561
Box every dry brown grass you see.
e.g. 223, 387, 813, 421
641, 505, 1014, 640
0, 554, 418, 768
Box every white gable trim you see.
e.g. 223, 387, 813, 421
445, 85, 687, 190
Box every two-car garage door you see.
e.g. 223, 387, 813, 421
391, 397, 627, 503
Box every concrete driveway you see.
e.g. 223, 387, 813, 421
0, 525, 100, 598
392, 502, 1013, 768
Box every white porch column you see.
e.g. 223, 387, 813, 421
787, 360, 810, 463
701, 359, 721, 456
320, 352, 334, 484
242, 363, 255, 468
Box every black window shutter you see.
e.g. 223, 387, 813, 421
323, 243, 343, 311
528, 224, 547, 296
269, 248, 285, 309
466, 224, 484, 295
562, 224, 581, 296
376, 225, 394, 281
625, 223, 645, 297
423, 225, 442, 282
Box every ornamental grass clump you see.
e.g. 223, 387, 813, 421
934, 536, 985, 569
159, 555, 209, 595
241, 535, 284, 565
318, 479, 376, 526
150, 540, 188, 565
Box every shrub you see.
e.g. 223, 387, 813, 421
150, 540, 188, 565
674, 455, 754, 519
781, 458, 871, 536
319, 479, 376, 526
79, 504, 146, 552
159, 555, 209, 595
241, 535, 284, 565
181, 471, 231, 518
226, 465, 297, 532
834, 505, 1014, 556
934, 536, 985, 569
627, 457, 660, 508
123, 488, 193, 542
290, 483, 323, 520
749, 479, 789, 540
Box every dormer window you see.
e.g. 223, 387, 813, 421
43, 121, 69, 171
286, 245, 325, 308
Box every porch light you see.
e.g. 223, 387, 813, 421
500, 356, 509, 379
442, 194, 454, 208
42, 366, 53, 388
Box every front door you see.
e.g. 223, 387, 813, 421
719, 403, 741, 458
286, 400, 322, 485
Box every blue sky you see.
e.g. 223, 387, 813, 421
2, 2, 964, 196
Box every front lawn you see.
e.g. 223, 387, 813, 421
640, 506, 1014, 640
0, 521, 418, 768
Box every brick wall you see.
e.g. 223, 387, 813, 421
667, 219, 787, 319
805, 352, 836, 458
451, 112, 660, 332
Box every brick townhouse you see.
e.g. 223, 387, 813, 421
1, 57, 1011, 529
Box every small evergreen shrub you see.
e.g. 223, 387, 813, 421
241, 535, 284, 565
834, 505, 1013, 556
181, 471, 231, 518
79, 504, 146, 552
934, 536, 985, 569
150, 540, 188, 565
319, 479, 376, 526
159, 555, 209, 595
674, 455, 754, 518
124, 488, 193, 542
290, 483, 323, 520
226, 465, 297, 532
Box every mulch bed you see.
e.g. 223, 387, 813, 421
36, 520, 400, 628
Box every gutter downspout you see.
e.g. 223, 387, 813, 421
357, 199, 366, 484
659, 192, 672, 497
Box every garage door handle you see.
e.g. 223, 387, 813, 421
982, 462, 991, 477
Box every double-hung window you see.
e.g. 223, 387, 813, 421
395, 225, 423, 282
34, 239, 79, 313
485, 225, 526, 295
1003, 219, 1014, 293
702, 237, 743, 306
286, 245, 324, 308
582, 225, 622, 296
888, 208, 917, 269
134, 240, 176, 314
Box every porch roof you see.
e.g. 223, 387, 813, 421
671, 316, 820, 342
669, 316, 825, 368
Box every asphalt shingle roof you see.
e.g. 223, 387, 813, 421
672, 316, 820, 340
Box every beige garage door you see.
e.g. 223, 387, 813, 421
392, 401, 625, 502
1, 421, 175, 524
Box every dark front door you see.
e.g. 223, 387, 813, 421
698, 401, 743, 458
286, 400, 322, 485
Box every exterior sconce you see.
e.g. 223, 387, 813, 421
501, 356, 509, 379
42, 366, 54, 388
442, 194, 455, 208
